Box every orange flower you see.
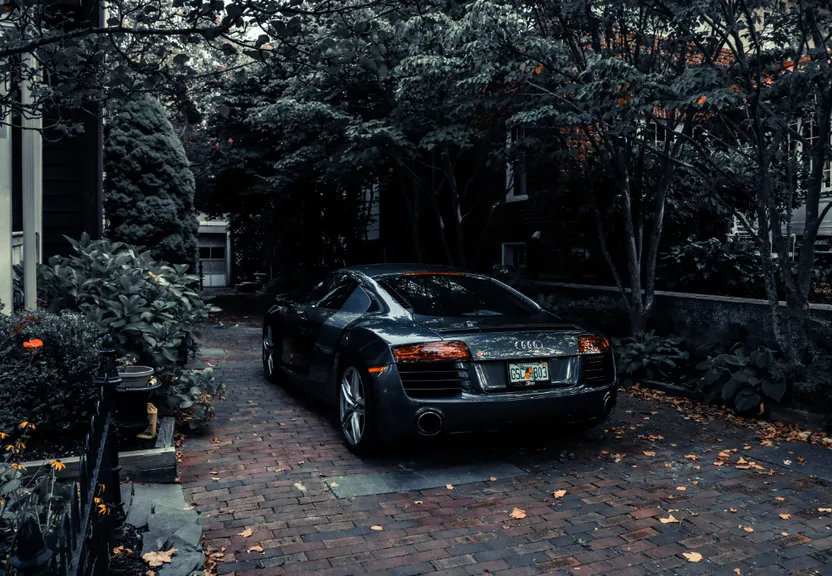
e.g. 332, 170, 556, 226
694, 95, 707, 105
23, 338, 43, 349
51, 460, 66, 471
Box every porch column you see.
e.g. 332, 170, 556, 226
0, 73, 11, 314
20, 52, 42, 311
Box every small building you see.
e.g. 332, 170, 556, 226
197, 214, 232, 288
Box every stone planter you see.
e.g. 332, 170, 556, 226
115, 366, 162, 430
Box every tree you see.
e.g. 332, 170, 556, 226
663, 0, 832, 363
104, 93, 199, 267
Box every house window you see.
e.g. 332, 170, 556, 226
199, 246, 225, 260
505, 128, 528, 202
364, 182, 380, 241
646, 120, 668, 147
501, 242, 526, 268
801, 118, 832, 194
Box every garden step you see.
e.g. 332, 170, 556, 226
169, 523, 203, 549
142, 529, 172, 555
147, 504, 200, 533
126, 484, 187, 528
158, 551, 204, 576
120, 483, 133, 517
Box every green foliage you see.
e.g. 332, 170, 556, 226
0, 312, 101, 435
695, 344, 786, 413
105, 93, 199, 268
29, 233, 223, 430
611, 331, 689, 387
659, 237, 763, 297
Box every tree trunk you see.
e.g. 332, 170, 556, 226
395, 169, 423, 262
442, 150, 467, 268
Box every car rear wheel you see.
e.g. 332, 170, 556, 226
339, 366, 379, 455
262, 324, 279, 383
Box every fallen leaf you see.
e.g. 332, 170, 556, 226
142, 549, 178, 568
146, 571, 156, 576
818, 508, 832, 513
510, 508, 527, 519
370, 525, 383, 531
643, 451, 656, 457
247, 545, 264, 553
775, 497, 785, 502
446, 484, 454, 490
734, 569, 741, 575
659, 515, 678, 524
490, 477, 496, 481
676, 486, 687, 491
797, 456, 805, 463
414, 500, 423, 504
743, 526, 754, 533
781, 532, 789, 536
779, 514, 791, 520
729, 508, 738, 513
293, 482, 306, 493
682, 551, 702, 563
212, 436, 220, 444
783, 460, 792, 466
684, 454, 697, 461
553, 490, 567, 499
744, 445, 752, 450
211, 477, 220, 481
737, 457, 748, 465
238, 528, 253, 538
329, 482, 339, 487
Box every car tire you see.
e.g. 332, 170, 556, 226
262, 323, 279, 383
338, 364, 380, 456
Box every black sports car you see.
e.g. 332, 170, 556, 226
262, 264, 617, 454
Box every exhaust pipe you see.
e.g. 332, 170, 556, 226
416, 410, 443, 437
603, 391, 617, 418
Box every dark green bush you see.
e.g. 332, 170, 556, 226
695, 343, 786, 413
611, 331, 689, 387
0, 311, 101, 435
658, 236, 763, 297
22, 234, 223, 431
539, 295, 630, 335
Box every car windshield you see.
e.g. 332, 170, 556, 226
379, 273, 539, 317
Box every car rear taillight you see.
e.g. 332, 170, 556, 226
392, 341, 472, 362
578, 335, 610, 354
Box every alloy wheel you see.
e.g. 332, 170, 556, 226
339, 367, 366, 446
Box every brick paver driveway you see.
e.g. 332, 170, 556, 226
180, 318, 832, 576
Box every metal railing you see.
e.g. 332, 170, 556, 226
7, 335, 122, 576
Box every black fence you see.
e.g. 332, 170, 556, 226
7, 336, 122, 576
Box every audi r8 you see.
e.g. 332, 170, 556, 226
262, 264, 618, 454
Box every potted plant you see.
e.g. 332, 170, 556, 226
116, 359, 163, 430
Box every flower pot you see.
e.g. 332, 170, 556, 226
115, 366, 163, 430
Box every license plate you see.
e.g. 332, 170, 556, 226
508, 362, 550, 386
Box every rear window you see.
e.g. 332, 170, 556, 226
379, 274, 539, 317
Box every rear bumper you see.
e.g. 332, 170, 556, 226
373, 369, 617, 442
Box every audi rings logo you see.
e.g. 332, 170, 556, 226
515, 340, 543, 350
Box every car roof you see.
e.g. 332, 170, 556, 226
341, 263, 476, 279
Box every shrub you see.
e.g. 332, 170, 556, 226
695, 343, 786, 413
539, 295, 630, 335
658, 236, 763, 297
0, 312, 101, 435
611, 331, 689, 387
104, 93, 199, 268
24, 234, 223, 431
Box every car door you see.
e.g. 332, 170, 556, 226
308, 282, 377, 391
294, 274, 356, 379
282, 274, 341, 376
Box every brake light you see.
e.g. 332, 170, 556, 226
392, 341, 472, 362
578, 335, 610, 354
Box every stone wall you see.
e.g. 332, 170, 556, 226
525, 281, 832, 348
